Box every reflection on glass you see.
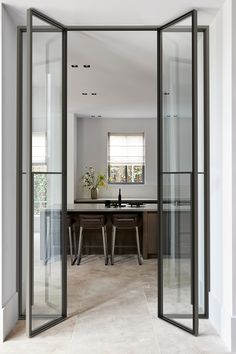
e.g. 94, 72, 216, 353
32, 30, 62, 173
32, 174, 62, 331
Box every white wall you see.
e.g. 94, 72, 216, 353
75, 117, 157, 199
209, 0, 236, 351
0, 4, 18, 341
231, 0, 236, 350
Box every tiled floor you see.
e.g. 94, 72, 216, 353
1, 256, 231, 354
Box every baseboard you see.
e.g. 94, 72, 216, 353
231, 316, 236, 352
0, 292, 18, 342
209, 292, 235, 352
209, 292, 222, 333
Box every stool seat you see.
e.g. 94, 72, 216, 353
111, 214, 143, 265
77, 214, 108, 265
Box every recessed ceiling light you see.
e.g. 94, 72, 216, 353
82, 92, 88, 95
83, 64, 91, 68
90, 115, 95, 118
91, 93, 97, 96
97, 115, 102, 118
71, 64, 78, 68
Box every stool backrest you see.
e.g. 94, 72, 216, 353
112, 214, 138, 228
79, 214, 105, 229
66, 215, 75, 227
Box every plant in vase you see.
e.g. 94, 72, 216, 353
81, 166, 107, 199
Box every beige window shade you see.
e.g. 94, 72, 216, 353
108, 133, 145, 165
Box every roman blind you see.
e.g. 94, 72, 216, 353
108, 133, 145, 165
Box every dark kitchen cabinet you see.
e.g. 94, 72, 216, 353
143, 210, 191, 259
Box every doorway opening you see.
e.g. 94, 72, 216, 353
16, 8, 209, 338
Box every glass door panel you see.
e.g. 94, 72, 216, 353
26, 9, 67, 336
158, 10, 198, 335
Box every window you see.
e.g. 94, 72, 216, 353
108, 133, 145, 184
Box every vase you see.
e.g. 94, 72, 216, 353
91, 187, 98, 199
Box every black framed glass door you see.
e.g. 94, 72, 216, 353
26, 8, 67, 337
158, 10, 199, 335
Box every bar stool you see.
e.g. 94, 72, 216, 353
77, 214, 108, 265
111, 214, 143, 265
67, 215, 77, 265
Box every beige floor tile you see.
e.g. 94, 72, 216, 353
3, 256, 229, 354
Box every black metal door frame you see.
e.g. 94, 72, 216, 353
158, 10, 199, 335
16, 9, 210, 337
25, 8, 67, 337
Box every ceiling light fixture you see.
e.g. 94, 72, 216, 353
71, 64, 78, 68
97, 115, 102, 118
90, 115, 95, 118
83, 64, 91, 68
82, 92, 88, 95
91, 93, 97, 96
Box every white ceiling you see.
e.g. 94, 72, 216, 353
5, 0, 224, 27
9, 0, 224, 119
67, 31, 157, 118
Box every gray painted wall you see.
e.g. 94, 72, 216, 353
76, 117, 157, 199
1, 4, 18, 340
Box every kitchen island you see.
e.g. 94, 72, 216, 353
67, 203, 157, 258
67, 202, 191, 259
40, 202, 191, 261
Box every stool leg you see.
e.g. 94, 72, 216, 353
135, 226, 142, 265
105, 226, 109, 265
102, 226, 108, 265
111, 226, 116, 265
77, 226, 83, 265
68, 226, 73, 265
72, 224, 77, 264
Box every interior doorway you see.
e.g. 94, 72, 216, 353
16, 8, 209, 338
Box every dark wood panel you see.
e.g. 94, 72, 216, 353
147, 212, 158, 258
142, 211, 191, 259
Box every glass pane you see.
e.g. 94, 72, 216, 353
27, 10, 65, 336
32, 173, 62, 331
160, 12, 197, 332
162, 23, 192, 173
21, 173, 27, 315
198, 174, 205, 314
21, 32, 27, 316
198, 32, 204, 172
198, 32, 205, 315
32, 21, 62, 173
127, 165, 144, 183
109, 165, 126, 183
162, 173, 192, 327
